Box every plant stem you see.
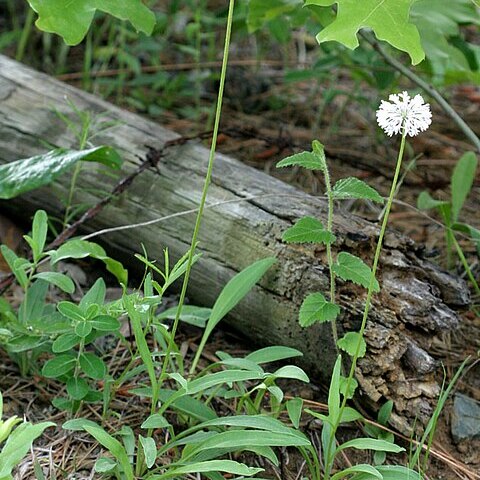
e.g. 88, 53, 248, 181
324, 131, 407, 480
452, 233, 480, 296
323, 163, 338, 346
158, 0, 235, 385
16, 7, 34, 62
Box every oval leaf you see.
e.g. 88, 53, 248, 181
33, 272, 75, 294
42, 354, 76, 378
66, 376, 89, 400
79, 353, 107, 380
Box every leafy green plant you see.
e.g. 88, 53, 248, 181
0, 391, 55, 479
0, 210, 127, 396
418, 151, 480, 294
64, 414, 311, 479
276, 91, 434, 479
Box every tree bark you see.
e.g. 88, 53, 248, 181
0, 55, 470, 433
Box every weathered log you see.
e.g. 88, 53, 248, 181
0, 55, 470, 433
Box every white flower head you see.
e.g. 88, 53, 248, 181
376, 91, 432, 137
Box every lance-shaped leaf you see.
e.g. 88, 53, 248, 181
333, 252, 380, 292
332, 177, 384, 204
0, 146, 122, 200
283, 217, 336, 244
27, 0, 156, 45
299, 293, 340, 327
306, 0, 425, 65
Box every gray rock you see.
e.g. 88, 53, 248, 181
451, 393, 480, 443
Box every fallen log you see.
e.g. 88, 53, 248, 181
0, 55, 470, 433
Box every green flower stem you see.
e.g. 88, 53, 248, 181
157, 0, 235, 387
323, 163, 338, 346
324, 130, 407, 480
16, 6, 34, 62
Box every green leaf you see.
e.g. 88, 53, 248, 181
201, 257, 276, 344
94, 457, 117, 473
328, 355, 342, 423
299, 293, 340, 327
52, 333, 80, 353
83, 425, 134, 480
339, 376, 358, 399
451, 152, 478, 222
57, 301, 85, 322
66, 377, 89, 400
245, 346, 303, 364
31, 210, 48, 261
333, 252, 379, 292
0, 246, 29, 289
90, 315, 120, 332
42, 354, 76, 378
62, 418, 99, 431
272, 365, 309, 383
307, 0, 425, 65
141, 414, 170, 429
156, 305, 211, 328
411, 0, 480, 81
162, 460, 263, 478
331, 464, 382, 480
75, 321, 92, 337
0, 421, 55, 477
306, 406, 362, 425
188, 429, 311, 454
337, 332, 366, 358
350, 465, 422, 480
247, 0, 301, 32
187, 370, 265, 395
158, 390, 217, 422
417, 191, 449, 210
332, 177, 384, 204
79, 353, 107, 380
27, 0, 156, 45
378, 400, 393, 426
282, 216, 336, 244
33, 272, 75, 294
286, 398, 303, 428
51, 240, 128, 285
277, 150, 326, 171
338, 437, 404, 453
0, 146, 122, 199
80, 278, 106, 310
139, 435, 157, 469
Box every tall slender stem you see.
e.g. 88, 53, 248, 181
323, 164, 338, 346
158, 0, 235, 387
324, 131, 407, 480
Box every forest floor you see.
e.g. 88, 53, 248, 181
0, 32, 479, 480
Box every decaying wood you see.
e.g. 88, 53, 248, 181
0, 55, 470, 433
